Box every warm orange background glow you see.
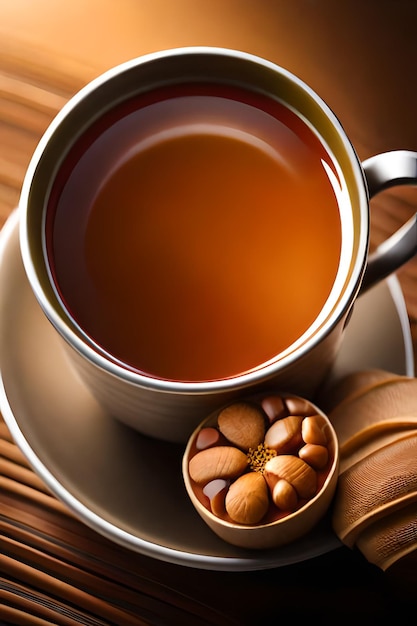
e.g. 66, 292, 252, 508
2, 0, 417, 316
2, 0, 417, 159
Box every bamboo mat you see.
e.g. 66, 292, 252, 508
2, 33, 417, 625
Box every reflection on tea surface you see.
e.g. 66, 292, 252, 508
47, 84, 343, 381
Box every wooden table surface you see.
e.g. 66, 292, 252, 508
1, 2, 417, 624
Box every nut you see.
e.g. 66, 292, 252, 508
271, 478, 298, 511
188, 446, 248, 484
261, 395, 287, 423
225, 471, 269, 524
203, 479, 229, 517
195, 427, 221, 450
217, 402, 266, 450
302, 415, 328, 446
264, 454, 317, 499
183, 391, 337, 545
264, 415, 303, 454
299, 443, 329, 470
285, 397, 314, 416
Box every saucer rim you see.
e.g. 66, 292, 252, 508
0, 209, 414, 571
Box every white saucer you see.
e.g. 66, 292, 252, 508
0, 210, 414, 571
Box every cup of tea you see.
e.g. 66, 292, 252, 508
19, 47, 417, 443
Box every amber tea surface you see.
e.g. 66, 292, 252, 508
47, 84, 343, 382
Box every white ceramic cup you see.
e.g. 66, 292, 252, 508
19, 47, 417, 443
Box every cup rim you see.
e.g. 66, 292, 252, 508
19, 46, 369, 393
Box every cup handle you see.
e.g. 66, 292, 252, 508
360, 150, 417, 292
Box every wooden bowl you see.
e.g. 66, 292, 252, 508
182, 392, 339, 550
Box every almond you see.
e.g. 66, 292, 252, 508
188, 446, 248, 485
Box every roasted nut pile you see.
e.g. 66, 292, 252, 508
186, 394, 334, 526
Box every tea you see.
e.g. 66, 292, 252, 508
46, 84, 343, 382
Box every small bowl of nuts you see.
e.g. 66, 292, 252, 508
182, 392, 339, 550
